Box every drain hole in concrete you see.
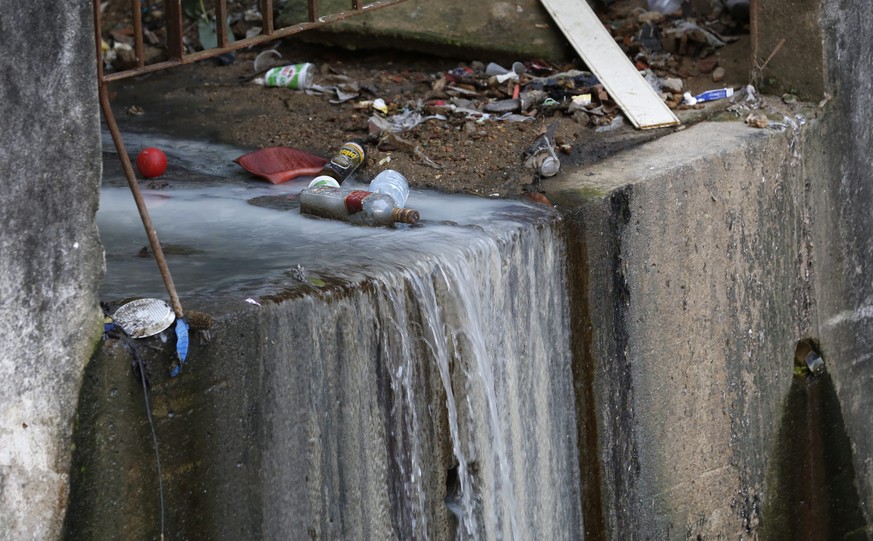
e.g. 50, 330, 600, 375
444, 463, 462, 517
793, 338, 825, 378
444, 461, 477, 522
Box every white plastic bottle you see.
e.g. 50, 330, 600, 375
368, 169, 410, 208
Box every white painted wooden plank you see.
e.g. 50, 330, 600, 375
539, 0, 680, 129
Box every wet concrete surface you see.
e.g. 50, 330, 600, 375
764, 372, 868, 541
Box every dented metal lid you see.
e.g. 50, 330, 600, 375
113, 298, 175, 338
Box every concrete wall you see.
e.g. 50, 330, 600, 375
542, 0, 873, 536
549, 122, 812, 538
0, 1, 104, 538
65, 222, 584, 540
808, 0, 873, 524
279, 0, 573, 62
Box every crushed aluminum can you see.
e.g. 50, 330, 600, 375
805, 352, 825, 377
522, 122, 561, 177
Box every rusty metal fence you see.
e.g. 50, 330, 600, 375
93, 0, 408, 317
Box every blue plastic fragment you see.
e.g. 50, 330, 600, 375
170, 318, 189, 377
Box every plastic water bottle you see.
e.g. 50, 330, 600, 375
648, 0, 682, 13
299, 186, 419, 226
368, 169, 410, 208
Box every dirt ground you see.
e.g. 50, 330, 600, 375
101, 0, 754, 200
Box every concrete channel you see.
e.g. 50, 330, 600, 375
2, 0, 873, 540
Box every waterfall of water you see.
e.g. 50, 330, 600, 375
346, 222, 585, 540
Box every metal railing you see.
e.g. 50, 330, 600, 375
94, 0, 408, 318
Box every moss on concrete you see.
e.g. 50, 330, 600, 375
279, 0, 573, 62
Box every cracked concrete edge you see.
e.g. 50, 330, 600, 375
545, 120, 777, 201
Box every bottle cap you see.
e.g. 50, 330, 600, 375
539, 156, 560, 177
308, 175, 340, 188
392, 207, 420, 225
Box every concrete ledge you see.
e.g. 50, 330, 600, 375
548, 120, 818, 537
280, 0, 573, 62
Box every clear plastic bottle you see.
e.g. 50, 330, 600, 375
648, 0, 682, 13
368, 169, 410, 207
299, 186, 419, 226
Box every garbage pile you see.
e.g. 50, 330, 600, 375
236, 141, 420, 227
100, 0, 758, 198
601, 0, 747, 109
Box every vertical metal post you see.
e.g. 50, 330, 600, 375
164, 0, 184, 61
308, 0, 317, 22
216, 0, 229, 47
132, 0, 145, 67
261, 0, 274, 35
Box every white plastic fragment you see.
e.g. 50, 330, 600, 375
253, 49, 281, 73
373, 98, 389, 114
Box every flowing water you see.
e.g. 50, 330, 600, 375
97, 132, 584, 539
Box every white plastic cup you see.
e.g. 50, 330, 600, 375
308, 175, 340, 188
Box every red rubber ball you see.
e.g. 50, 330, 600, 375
136, 147, 168, 179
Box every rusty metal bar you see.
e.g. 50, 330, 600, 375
216, 0, 229, 47
132, 0, 145, 67
353, 0, 362, 11
164, 0, 184, 61
95, 0, 185, 319
99, 90, 185, 319
308, 0, 317, 22
262, 0, 274, 35
100, 0, 410, 83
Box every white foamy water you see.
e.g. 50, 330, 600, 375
99, 131, 552, 305
101, 132, 584, 539
325, 224, 585, 539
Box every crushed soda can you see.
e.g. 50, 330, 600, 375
522, 122, 561, 177
804, 351, 825, 377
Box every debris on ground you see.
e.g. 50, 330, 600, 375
99, 0, 768, 198
745, 112, 770, 128
540, 0, 679, 128
522, 123, 562, 178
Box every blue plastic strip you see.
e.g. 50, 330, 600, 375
170, 318, 189, 377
